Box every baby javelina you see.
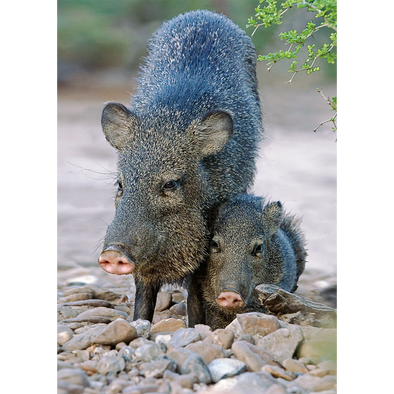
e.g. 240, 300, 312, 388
201, 194, 307, 329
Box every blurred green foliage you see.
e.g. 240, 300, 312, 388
58, 0, 277, 73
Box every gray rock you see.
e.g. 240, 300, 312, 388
204, 329, 234, 350
130, 319, 151, 338
134, 342, 164, 362
57, 380, 84, 394
61, 299, 112, 308
208, 358, 246, 382
292, 374, 337, 392
207, 372, 272, 393
76, 306, 128, 321
57, 305, 79, 321
122, 384, 160, 394
257, 325, 304, 364
166, 346, 194, 372
139, 357, 177, 378
96, 355, 125, 375
128, 337, 152, 349
154, 332, 173, 346
186, 342, 226, 365
237, 312, 281, 337
62, 325, 106, 351
155, 291, 173, 312
168, 328, 201, 347
118, 346, 135, 362
92, 318, 138, 346
57, 368, 90, 388
57, 325, 74, 346
180, 353, 211, 384
231, 341, 266, 372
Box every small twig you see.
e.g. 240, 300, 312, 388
317, 88, 336, 111
313, 113, 337, 133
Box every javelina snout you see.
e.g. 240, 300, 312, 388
99, 193, 161, 276
98, 246, 135, 275
216, 290, 245, 309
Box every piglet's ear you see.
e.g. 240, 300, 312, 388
189, 110, 233, 158
101, 102, 139, 151
262, 201, 284, 238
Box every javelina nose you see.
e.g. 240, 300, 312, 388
98, 248, 135, 275
216, 291, 244, 309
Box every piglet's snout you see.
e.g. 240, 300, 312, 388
98, 249, 135, 275
216, 291, 244, 309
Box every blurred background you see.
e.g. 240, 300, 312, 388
58, 0, 336, 305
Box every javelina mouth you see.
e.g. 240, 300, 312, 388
98, 245, 135, 275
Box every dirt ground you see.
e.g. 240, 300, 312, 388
57, 71, 337, 306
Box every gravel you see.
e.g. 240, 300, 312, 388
57, 270, 337, 393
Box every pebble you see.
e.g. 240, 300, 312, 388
169, 301, 187, 316
92, 318, 138, 346
283, 358, 309, 374
262, 365, 294, 381
61, 299, 113, 308
155, 291, 173, 312
186, 342, 226, 365
194, 324, 213, 340
239, 340, 281, 367
293, 374, 337, 392
62, 325, 106, 351
57, 282, 337, 394
130, 319, 151, 338
231, 341, 266, 372
150, 318, 186, 334
207, 372, 272, 393
168, 328, 201, 347
57, 325, 74, 346
57, 368, 91, 388
166, 345, 194, 371
257, 325, 304, 363
76, 307, 128, 321
96, 355, 125, 375
163, 370, 194, 389
180, 353, 212, 384
237, 312, 281, 337
122, 384, 160, 394
208, 358, 246, 382
134, 343, 164, 362
204, 329, 234, 349
139, 357, 177, 378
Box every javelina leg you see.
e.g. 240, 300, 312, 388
185, 273, 205, 327
133, 277, 159, 322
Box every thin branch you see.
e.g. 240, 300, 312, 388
313, 113, 337, 133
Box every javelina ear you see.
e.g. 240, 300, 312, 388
262, 201, 284, 238
190, 110, 233, 157
101, 102, 138, 150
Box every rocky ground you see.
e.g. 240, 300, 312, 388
58, 75, 337, 393
57, 265, 337, 394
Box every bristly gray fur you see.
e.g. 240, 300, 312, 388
100, 11, 264, 326
201, 194, 307, 329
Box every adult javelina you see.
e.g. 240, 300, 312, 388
201, 195, 307, 329
97, 10, 263, 326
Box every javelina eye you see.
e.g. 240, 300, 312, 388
252, 243, 263, 257
210, 237, 220, 253
115, 180, 123, 197
163, 180, 179, 191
